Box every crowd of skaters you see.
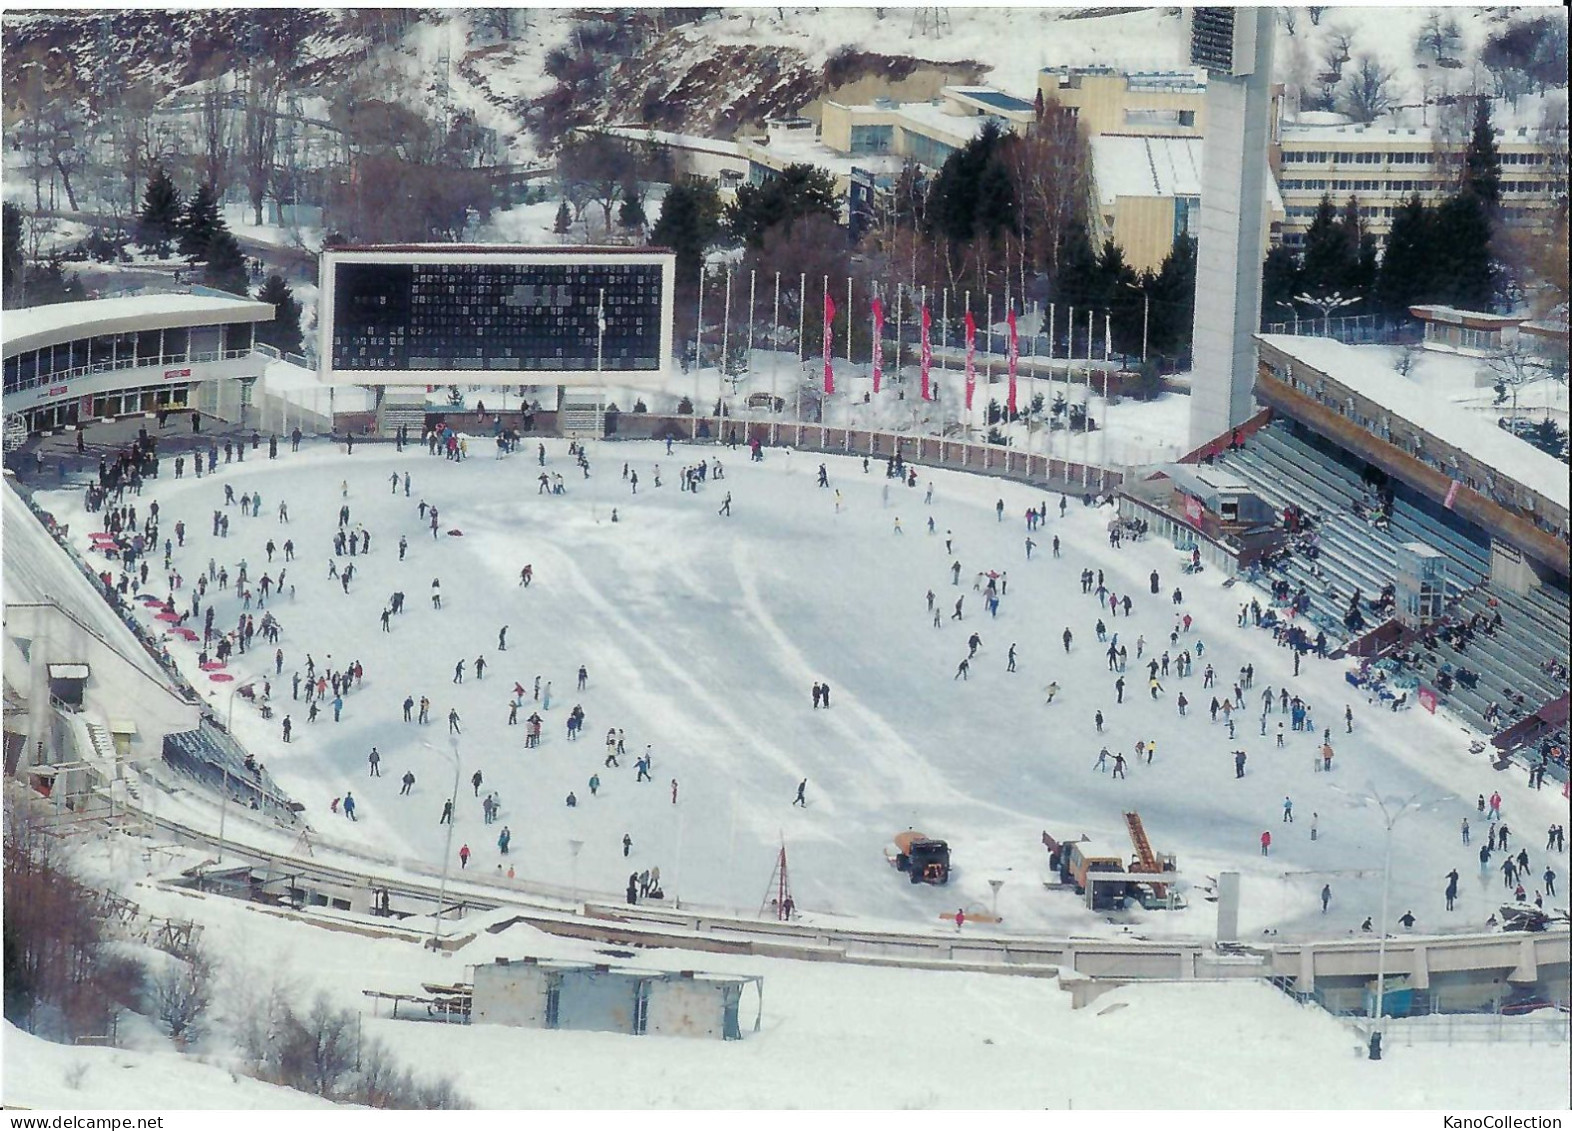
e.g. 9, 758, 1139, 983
57, 419, 1567, 927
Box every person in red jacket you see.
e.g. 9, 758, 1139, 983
954, 908, 966, 932
459, 843, 471, 869
1260, 830, 1272, 856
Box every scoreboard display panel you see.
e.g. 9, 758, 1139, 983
318, 247, 675, 386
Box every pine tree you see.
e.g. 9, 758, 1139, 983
617, 177, 646, 230
2, 202, 23, 305
1299, 193, 1353, 297
1462, 98, 1502, 209
1375, 194, 1435, 318
136, 166, 183, 259
1431, 191, 1495, 310
201, 229, 250, 296
178, 182, 223, 262
255, 273, 304, 355
1260, 245, 1302, 330
650, 178, 724, 285
1147, 235, 1196, 357
1338, 197, 1378, 301
553, 199, 572, 235
725, 163, 839, 248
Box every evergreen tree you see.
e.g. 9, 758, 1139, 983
650, 177, 724, 286
201, 228, 249, 296
1260, 245, 1302, 330
255, 273, 304, 355
926, 120, 1015, 248
725, 163, 839, 249
1462, 98, 1502, 209
553, 199, 572, 235
178, 182, 223, 262
1338, 197, 1378, 301
617, 177, 646, 230
1051, 222, 1100, 349
25, 258, 86, 306
1431, 191, 1495, 310
2, 202, 22, 305
136, 166, 183, 259
1375, 194, 1434, 318
1299, 193, 1354, 297
1146, 235, 1196, 357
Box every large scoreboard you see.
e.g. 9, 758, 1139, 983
317, 246, 675, 386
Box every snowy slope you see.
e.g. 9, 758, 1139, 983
9, 851, 1569, 1112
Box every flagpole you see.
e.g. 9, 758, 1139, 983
797, 272, 806, 428
893, 283, 903, 399
985, 292, 994, 425
720, 267, 732, 432
746, 269, 756, 438
1028, 300, 1038, 458
772, 271, 781, 446
940, 288, 948, 421
1084, 307, 1093, 490
845, 275, 853, 432
963, 290, 972, 441
694, 265, 705, 441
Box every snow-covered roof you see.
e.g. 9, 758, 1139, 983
1277, 121, 1553, 148
1091, 135, 1202, 203
1257, 334, 1570, 511
3, 294, 274, 356
1090, 135, 1283, 214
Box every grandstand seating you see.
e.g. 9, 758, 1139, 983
1214, 419, 1570, 759
162, 721, 300, 821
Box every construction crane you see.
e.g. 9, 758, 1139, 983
1123, 811, 1170, 899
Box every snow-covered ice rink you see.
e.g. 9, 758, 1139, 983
36, 435, 1570, 942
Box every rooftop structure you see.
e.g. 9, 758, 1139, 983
1038, 66, 1208, 138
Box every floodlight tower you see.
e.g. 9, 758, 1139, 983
1186, 7, 1277, 450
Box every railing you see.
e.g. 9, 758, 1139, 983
614, 415, 1128, 495
1263, 314, 1423, 347
5, 349, 259, 396
1369, 1010, 1570, 1046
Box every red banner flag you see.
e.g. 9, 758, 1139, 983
920, 306, 932, 401
823, 288, 836, 395
1006, 308, 1019, 417
963, 310, 977, 410
1444, 479, 1460, 509
871, 296, 884, 395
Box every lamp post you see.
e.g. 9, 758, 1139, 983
1274, 300, 1301, 335
212, 680, 255, 865
1295, 291, 1362, 338
423, 738, 462, 950
1334, 783, 1454, 1059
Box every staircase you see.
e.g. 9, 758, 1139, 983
377, 389, 428, 439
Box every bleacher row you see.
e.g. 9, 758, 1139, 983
162, 721, 301, 823
1214, 420, 1570, 749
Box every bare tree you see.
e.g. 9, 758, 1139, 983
149, 938, 216, 1044
240, 61, 285, 225
558, 132, 638, 231
1338, 54, 1400, 123
1006, 102, 1094, 294
1416, 10, 1460, 61
198, 80, 234, 196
